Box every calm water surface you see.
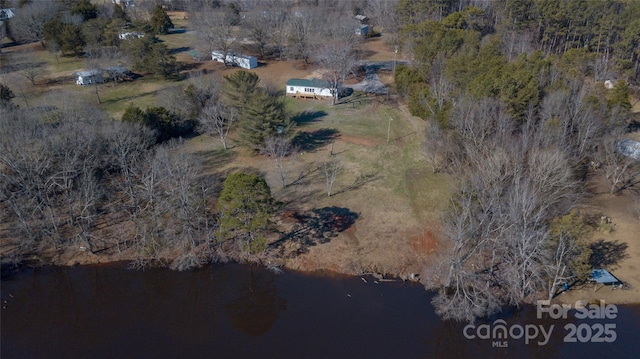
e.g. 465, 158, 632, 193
1, 263, 638, 358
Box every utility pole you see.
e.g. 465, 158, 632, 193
387, 117, 393, 143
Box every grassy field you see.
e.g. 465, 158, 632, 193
185, 92, 452, 275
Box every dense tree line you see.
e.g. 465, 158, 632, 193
394, 1, 638, 321
0, 95, 280, 270
5, 0, 178, 77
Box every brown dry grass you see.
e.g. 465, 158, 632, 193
184, 96, 452, 277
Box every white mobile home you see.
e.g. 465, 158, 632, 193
211, 51, 258, 69
119, 31, 144, 40
286, 78, 333, 99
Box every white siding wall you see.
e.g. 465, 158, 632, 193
212, 52, 257, 69
286, 85, 332, 97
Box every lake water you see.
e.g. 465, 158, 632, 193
1, 263, 638, 358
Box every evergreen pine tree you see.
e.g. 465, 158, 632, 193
238, 89, 292, 149
150, 5, 173, 35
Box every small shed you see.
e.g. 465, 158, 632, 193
75, 70, 104, 86
589, 269, 623, 292
286, 78, 333, 99
211, 51, 258, 69
355, 14, 369, 24
355, 25, 369, 36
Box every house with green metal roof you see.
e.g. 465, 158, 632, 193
286, 78, 333, 99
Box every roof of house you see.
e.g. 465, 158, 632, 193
590, 269, 621, 284
75, 69, 102, 77
106, 66, 129, 73
212, 51, 256, 60
0, 8, 15, 19
286, 78, 330, 88
617, 139, 640, 160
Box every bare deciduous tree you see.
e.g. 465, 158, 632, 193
261, 0, 290, 58
431, 95, 581, 320
198, 103, 235, 150
7, 1, 58, 46
316, 40, 358, 105
84, 48, 104, 104
262, 135, 298, 189
599, 137, 640, 194
323, 157, 340, 197
190, 5, 237, 64
243, 8, 271, 58
424, 120, 451, 173
17, 60, 46, 86
287, 7, 321, 64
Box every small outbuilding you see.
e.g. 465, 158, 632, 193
211, 51, 258, 69
286, 78, 333, 99
589, 269, 623, 292
75, 70, 105, 86
355, 25, 370, 36
355, 14, 369, 24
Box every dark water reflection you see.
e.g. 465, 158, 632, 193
1, 263, 638, 359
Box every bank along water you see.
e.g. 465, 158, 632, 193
1, 263, 638, 359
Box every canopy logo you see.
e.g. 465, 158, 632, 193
463, 320, 553, 347
463, 300, 618, 347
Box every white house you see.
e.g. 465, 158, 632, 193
75, 67, 131, 85
75, 70, 105, 86
211, 51, 258, 69
286, 78, 333, 99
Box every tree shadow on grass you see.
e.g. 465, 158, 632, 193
292, 128, 339, 152
336, 91, 370, 107
0, 61, 47, 74
170, 46, 191, 55
196, 148, 238, 172
333, 172, 381, 196
271, 206, 358, 254
101, 89, 162, 104
291, 110, 327, 126
589, 239, 629, 269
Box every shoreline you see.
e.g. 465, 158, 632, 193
3, 247, 639, 308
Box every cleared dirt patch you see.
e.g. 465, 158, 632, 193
359, 36, 397, 62
411, 229, 438, 255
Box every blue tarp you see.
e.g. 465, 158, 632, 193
590, 269, 620, 284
